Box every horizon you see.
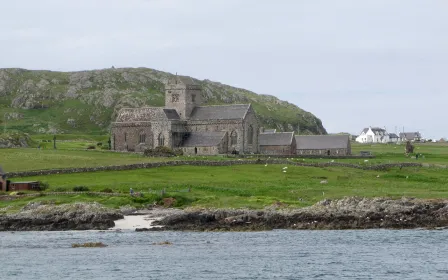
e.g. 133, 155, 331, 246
1, 0, 447, 139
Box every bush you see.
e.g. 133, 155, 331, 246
39, 181, 50, 191
97, 142, 103, 146
144, 146, 177, 157
100, 188, 113, 193
87, 145, 96, 150
73, 186, 90, 192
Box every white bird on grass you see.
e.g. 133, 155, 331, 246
282, 167, 288, 170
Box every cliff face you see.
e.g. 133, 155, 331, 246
0, 68, 327, 135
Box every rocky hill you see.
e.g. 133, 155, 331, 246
0, 68, 326, 135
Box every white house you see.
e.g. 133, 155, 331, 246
356, 127, 390, 143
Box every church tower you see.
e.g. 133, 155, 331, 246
165, 75, 202, 119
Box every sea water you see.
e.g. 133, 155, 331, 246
0, 229, 447, 279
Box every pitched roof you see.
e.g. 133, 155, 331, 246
399, 132, 421, 140
181, 131, 227, 147
169, 75, 198, 86
259, 132, 294, 146
388, 133, 399, 138
189, 104, 250, 121
115, 108, 180, 122
361, 127, 386, 134
295, 135, 349, 150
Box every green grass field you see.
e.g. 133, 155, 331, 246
3, 163, 448, 210
1, 140, 448, 211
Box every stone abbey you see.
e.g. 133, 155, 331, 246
111, 76, 259, 155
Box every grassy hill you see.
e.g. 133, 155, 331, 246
0, 68, 326, 135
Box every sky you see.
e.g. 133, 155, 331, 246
1, 0, 447, 139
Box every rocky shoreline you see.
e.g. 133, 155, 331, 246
0, 202, 123, 231
1, 197, 448, 231
151, 197, 448, 231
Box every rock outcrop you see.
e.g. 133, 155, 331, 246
0, 202, 123, 231
152, 197, 448, 231
0, 132, 32, 148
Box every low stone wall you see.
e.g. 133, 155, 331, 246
6, 160, 423, 178
228, 154, 375, 159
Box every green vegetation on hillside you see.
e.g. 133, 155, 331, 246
0, 68, 326, 135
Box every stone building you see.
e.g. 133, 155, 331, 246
111, 76, 259, 155
259, 132, 296, 155
295, 135, 351, 156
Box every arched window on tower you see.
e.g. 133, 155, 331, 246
158, 133, 165, 146
139, 132, 146, 144
248, 125, 254, 145
230, 131, 237, 146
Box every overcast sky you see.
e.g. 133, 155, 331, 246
1, 0, 447, 139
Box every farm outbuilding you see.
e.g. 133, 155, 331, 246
295, 135, 351, 156
259, 132, 296, 155
7, 181, 41, 192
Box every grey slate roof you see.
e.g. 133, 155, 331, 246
399, 132, 421, 140
389, 133, 399, 138
189, 104, 250, 121
362, 127, 386, 134
169, 75, 198, 86
259, 132, 294, 146
295, 135, 349, 150
181, 131, 227, 147
115, 108, 180, 122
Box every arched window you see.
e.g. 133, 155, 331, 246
124, 132, 127, 142
139, 132, 146, 144
230, 131, 237, 146
158, 133, 165, 146
248, 125, 254, 145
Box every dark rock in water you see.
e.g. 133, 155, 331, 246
154, 197, 448, 231
135, 227, 165, 232
0, 202, 123, 231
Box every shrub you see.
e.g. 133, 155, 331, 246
97, 142, 103, 146
87, 145, 96, 150
39, 181, 50, 191
144, 146, 176, 157
73, 186, 90, 192
100, 188, 113, 193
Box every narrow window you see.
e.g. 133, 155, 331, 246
124, 132, 127, 142
231, 131, 237, 146
192, 94, 196, 102
248, 125, 253, 145
158, 133, 165, 146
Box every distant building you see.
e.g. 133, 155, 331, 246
295, 135, 351, 155
388, 133, 400, 143
259, 132, 296, 155
399, 132, 422, 142
356, 127, 389, 143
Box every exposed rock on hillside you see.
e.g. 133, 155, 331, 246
0, 68, 326, 135
0, 132, 32, 148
